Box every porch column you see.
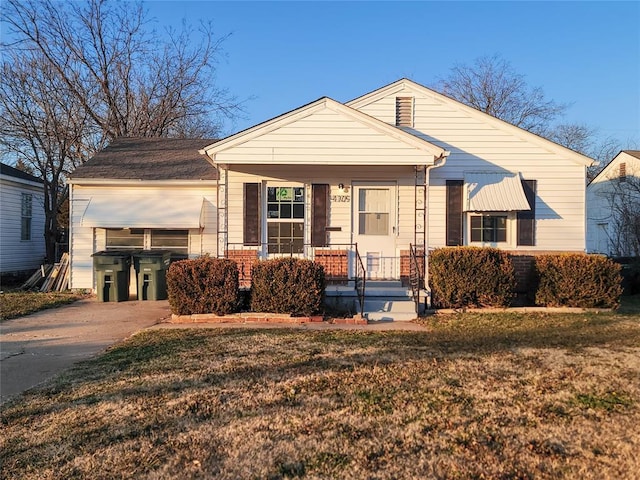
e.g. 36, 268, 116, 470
217, 164, 228, 257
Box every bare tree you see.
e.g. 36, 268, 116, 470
1, 0, 239, 261
0, 53, 103, 262
598, 174, 640, 257
436, 54, 567, 135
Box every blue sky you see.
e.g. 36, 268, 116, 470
151, 2, 639, 144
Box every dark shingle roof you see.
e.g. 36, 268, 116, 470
70, 138, 218, 180
0, 162, 44, 184
624, 150, 640, 160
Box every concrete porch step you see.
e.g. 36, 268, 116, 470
363, 298, 418, 322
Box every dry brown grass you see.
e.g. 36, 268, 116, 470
0, 291, 86, 321
1, 312, 639, 479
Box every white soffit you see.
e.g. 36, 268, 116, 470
81, 195, 204, 228
464, 173, 531, 212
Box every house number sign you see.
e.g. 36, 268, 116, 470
330, 195, 350, 203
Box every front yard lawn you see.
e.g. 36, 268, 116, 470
0, 291, 86, 321
1, 312, 639, 479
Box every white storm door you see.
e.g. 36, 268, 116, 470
353, 182, 397, 279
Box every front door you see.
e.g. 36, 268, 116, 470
353, 182, 397, 279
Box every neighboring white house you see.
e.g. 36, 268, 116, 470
69, 79, 595, 312
587, 150, 640, 256
0, 162, 46, 275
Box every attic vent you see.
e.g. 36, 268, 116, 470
395, 97, 414, 127
620, 162, 627, 182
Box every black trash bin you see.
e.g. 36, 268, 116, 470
92, 251, 132, 302
132, 250, 172, 301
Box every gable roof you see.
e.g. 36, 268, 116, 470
70, 137, 218, 181
0, 162, 44, 184
201, 96, 447, 163
347, 78, 596, 167
588, 150, 640, 186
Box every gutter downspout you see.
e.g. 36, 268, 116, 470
424, 150, 450, 309
200, 150, 221, 258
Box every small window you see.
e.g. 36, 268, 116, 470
470, 215, 507, 243
358, 188, 390, 235
105, 228, 144, 250
395, 97, 414, 127
151, 229, 188, 254
21, 193, 32, 241
267, 186, 305, 254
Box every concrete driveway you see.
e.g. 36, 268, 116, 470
0, 298, 170, 404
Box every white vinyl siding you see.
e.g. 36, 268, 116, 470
355, 85, 588, 252
69, 184, 217, 289
212, 107, 431, 166
0, 177, 46, 273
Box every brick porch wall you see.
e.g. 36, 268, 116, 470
400, 249, 425, 287
226, 250, 259, 288
314, 249, 349, 284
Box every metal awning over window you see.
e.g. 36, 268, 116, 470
464, 172, 531, 212
81, 195, 204, 228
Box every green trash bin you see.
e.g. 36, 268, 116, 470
132, 250, 172, 301
92, 251, 132, 302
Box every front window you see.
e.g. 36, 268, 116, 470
105, 228, 144, 250
151, 229, 188, 255
21, 193, 32, 241
267, 186, 304, 254
470, 215, 507, 243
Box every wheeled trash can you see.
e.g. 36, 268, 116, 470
132, 250, 172, 300
92, 251, 132, 302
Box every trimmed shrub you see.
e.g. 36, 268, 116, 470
251, 258, 325, 316
167, 257, 240, 315
534, 254, 623, 308
429, 247, 515, 308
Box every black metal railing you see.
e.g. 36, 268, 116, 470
224, 242, 363, 287
409, 243, 424, 314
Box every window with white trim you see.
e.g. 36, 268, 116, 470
470, 214, 508, 243
266, 186, 304, 254
105, 229, 188, 255
21, 193, 32, 241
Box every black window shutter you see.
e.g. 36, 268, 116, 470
446, 180, 464, 246
311, 184, 329, 247
517, 180, 537, 246
243, 183, 260, 246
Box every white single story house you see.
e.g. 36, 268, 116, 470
69, 79, 595, 314
0, 162, 46, 275
586, 150, 640, 256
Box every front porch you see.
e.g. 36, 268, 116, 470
222, 242, 428, 320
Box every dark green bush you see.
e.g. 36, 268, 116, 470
429, 247, 515, 308
250, 258, 325, 316
534, 254, 622, 308
167, 257, 240, 315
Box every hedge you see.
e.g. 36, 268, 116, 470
429, 247, 515, 308
534, 254, 622, 308
167, 257, 240, 315
250, 258, 325, 316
